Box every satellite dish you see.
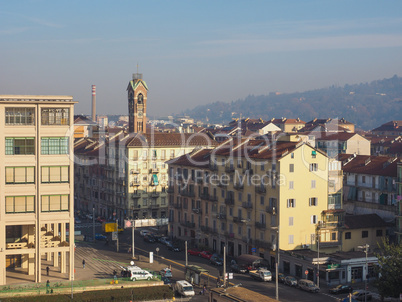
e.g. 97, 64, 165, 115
130, 261, 134, 266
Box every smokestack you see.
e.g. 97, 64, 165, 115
91, 85, 96, 122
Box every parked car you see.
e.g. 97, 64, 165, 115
160, 267, 173, 278
329, 285, 353, 295
272, 272, 286, 283
95, 233, 107, 240
161, 276, 172, 286
297, 279, 319, 293
86, 214, 93, 220
351, 290, 372, 301
167, 242, 181, 252
187, 248, 201, 256
230, 263, 248, 273
200, 251, 213, 260
96, 217, 106, 223
140, 230, 151, 237
143, 235, 156, 243
75, 217, 82, 224
160, 237, 171, 245
284, 276, 298, 286
210, 254, 223, 266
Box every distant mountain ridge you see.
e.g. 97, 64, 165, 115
183, 75, 402, 131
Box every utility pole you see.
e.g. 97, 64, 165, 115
223, 245, 226, 288
273, 205, 279, 301
185, 241, 188, 266
116, 218, 119, 253
92, 207, 95, 242
132, 223, 135, 258
317, 230, 320, 288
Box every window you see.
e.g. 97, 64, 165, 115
260, 196, 264, 205
309, 197, 317, 206
345, 232, 351, 239
311, 215, 317, 224
362, 176, 366, 183
291, 153, 294, 159
261, 164, 265, 171
41, 108, 70, 125
41, 195, 69, 212
161, 150, 166, 159
238, 192, 242, 202
288, 235, 294, 244
5, 167, 35, 184
143, 198, 148, 206
287, 199, 296, 208
362, 230, 368, 238
41, 137, 69, 154
289, 181, 294, 189
289, 217, 293, 226
170, 150, 175, 158
5, 137, 35, 155
5, 107, 35, 125
289, 164, 294, 173
376, 229, 383, 237
309, 163, 318, 172
5, 196, 35, 213
41, 166, 69, 183
311, 180, 316, 189
331, 232, 337, 241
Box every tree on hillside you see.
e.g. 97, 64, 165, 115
373, 238, 402, 300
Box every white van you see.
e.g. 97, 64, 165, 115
175, 280, 195, 297
125, 265, 153, 281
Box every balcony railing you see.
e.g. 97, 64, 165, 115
180, 221, 195, 228
242, 202, 253, 209
265, 206, 274, 214
173, 203, 182, 209
225, 166, 235, 173
232, 217, 245, 223
132, 193, 141, 199
209, 164, 218, 171
254, 239, 272, 250
234, 183, 244, 190
130, 181, 141, 187
209, 195, 218, 202
150, 168, 159, 174
216, 213, 227, 220
255, 222, 266, 229
192, 208, 202, 214
224, 197, 235, 206
200, 193, 210, 200
255, 186, 266, 194
151, 192, 160, 198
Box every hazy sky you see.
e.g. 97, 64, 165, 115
1, 1, 402, 118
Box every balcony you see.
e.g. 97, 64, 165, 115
130, 169, 140, 174
255, 222, 266, 229
242, 202, 253, 209
173, 203, 182, 209
265, 206, 274, 214
209, 164, 218, 171
242, 236, 252, 244
243, 168, 253, 175
149, 203, 160, 209
218, 182, 228, 188
234, 183, 244, 190
224, 197, 235, 206
200, 193, 210, 200
209, 195, 218, 202
133, 204, 141, 209
318, 221, 344, 229
255, 186, 266, 194
151, 191, 160, 198
232, 216, 245, 224
181, 190, 195, 197
216, 213, 227, 220
180, 221, 195, 228
201, 226, 212, 234
130, 181, 141, 187
225, 166, 235, 173
254, 239, 272, 250
192, 208, 202, 215
150, 168, 159, 174
132, 193, 141, 199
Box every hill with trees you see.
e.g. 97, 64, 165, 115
183, 75, 402, 130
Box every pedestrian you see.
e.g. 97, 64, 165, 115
113, 270, 117, 281
46, 266, 49, 276
203, 284, 207, 295
46, 280, 50, 294
82, 259, 85, 269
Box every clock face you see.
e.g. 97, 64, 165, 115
138, 110, 143, 117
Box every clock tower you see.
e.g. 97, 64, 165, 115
127, 73, 148, 133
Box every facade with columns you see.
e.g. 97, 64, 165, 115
0, 95, 75, 285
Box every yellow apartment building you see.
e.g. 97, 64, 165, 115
0, 95, 75, 285
168, 135, 328, 265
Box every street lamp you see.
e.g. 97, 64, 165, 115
358, 244, 369, 302
272, 206, 279, 301
92, 207, 95, 242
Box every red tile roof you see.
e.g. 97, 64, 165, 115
344, 214, 388, 229
338, 153, 398, 177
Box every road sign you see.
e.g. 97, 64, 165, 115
305, 270, 308, 275
156, 247, 160, 252
124, 220, 132, 228
251, 248, 256, 253
112, 231, 118, 241
229, 273, 233, 280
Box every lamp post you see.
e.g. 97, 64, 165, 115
358, 244, 369, 302
317, 228, 320, 288
273, 206, 279, 301
92, 207, 95, 242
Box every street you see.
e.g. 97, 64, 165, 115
74, 222, 347, 302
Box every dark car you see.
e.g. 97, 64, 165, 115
143, 235, 156, 243
351, 290, 372, 301
95, 233, 107, 240
230, 263, 248, 273
272, 272, 286, 283
329, 285, 353, 295
167, 242, 181, 252
210, 255, 223, 266
284, 276, 298, 286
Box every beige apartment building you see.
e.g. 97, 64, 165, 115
168, 135, 329, 266
0, 95, 75, 285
